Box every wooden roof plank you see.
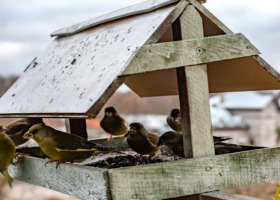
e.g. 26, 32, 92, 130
0, 3, 183, 117
122, 33, 260, 75
51, 0, 179, 37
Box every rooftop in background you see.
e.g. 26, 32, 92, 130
211, 91, 275, 110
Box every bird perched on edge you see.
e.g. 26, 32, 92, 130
100, 107, 128, 142
124, 122, 159, 157
23, 124, 120, 168
0, 126, 16, 188
5, 118, 44, 146
157, 131, 241, 157
166, 108, 182, 132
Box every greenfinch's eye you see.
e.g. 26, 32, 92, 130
32, 129, 38, 134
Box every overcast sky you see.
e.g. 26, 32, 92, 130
0, 0, 280, 76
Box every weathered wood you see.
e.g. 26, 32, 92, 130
179, 5, 214, 158
200, 191, 263, 200
124, 0, 280, 97
10, 157, 110, 200
108, 147, 280, 200
122, 33, 260, 75
172, 16, 193, 158
51, 0, 179, 36
0, 3, 181, 118
145, 0, 189, 45
65, 118, 88, 139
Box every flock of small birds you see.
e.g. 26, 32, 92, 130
0, 106, 242, 188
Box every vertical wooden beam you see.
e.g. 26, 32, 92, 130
172, 16, 193, 158
65, 118, 88, 140
175, 5, 215, 158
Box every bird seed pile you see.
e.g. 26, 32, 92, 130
86, 154, 180, 169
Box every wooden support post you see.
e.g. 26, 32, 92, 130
65, 118, 88, 140
173, 5, 214, 158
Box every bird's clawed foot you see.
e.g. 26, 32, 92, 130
45, 159, 62, 169
13, 152, 29, 164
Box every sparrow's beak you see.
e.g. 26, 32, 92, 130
107, 112, 113, 117
23, 132, 33, 139
124, 132, 130, 137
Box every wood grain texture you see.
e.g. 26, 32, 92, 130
122, 33, 260, 75
10, 157, 110, 200
51, 0, 179, 36
200, 191, 263, 200
179, 5, 214, 158
108, 147, 280, 200
0, 4, 178, 118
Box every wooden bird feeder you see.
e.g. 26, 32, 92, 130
1, 0, 280, 199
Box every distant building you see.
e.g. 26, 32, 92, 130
211, 91, 279, 147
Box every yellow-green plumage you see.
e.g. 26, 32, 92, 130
5, 118, 44, 146
0, 126, 16, 188
24, 124, 117, 163
125, 122, 159, 156
100, 107, 128, 141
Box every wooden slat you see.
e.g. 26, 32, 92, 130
51, 0, 179, 36
178, 5, 214, 158
122, 33, 260, 75
200, 191, 263, 200
108, 147, 280, 200
10, 157, 110, 200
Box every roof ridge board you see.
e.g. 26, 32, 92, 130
51, 0, 179, 37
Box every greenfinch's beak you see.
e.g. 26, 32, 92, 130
23, 132, 33, 139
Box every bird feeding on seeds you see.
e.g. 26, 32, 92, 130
124, 122, 159, 157
23, 124, 121, 168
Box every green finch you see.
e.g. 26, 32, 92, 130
23, 124, 120, 168
0, 126, 16, 187
100, 107, 128, 142
124, 122, 159, 157
5, 118, 44, 146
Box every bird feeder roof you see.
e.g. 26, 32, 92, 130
0, 0, 279, 118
